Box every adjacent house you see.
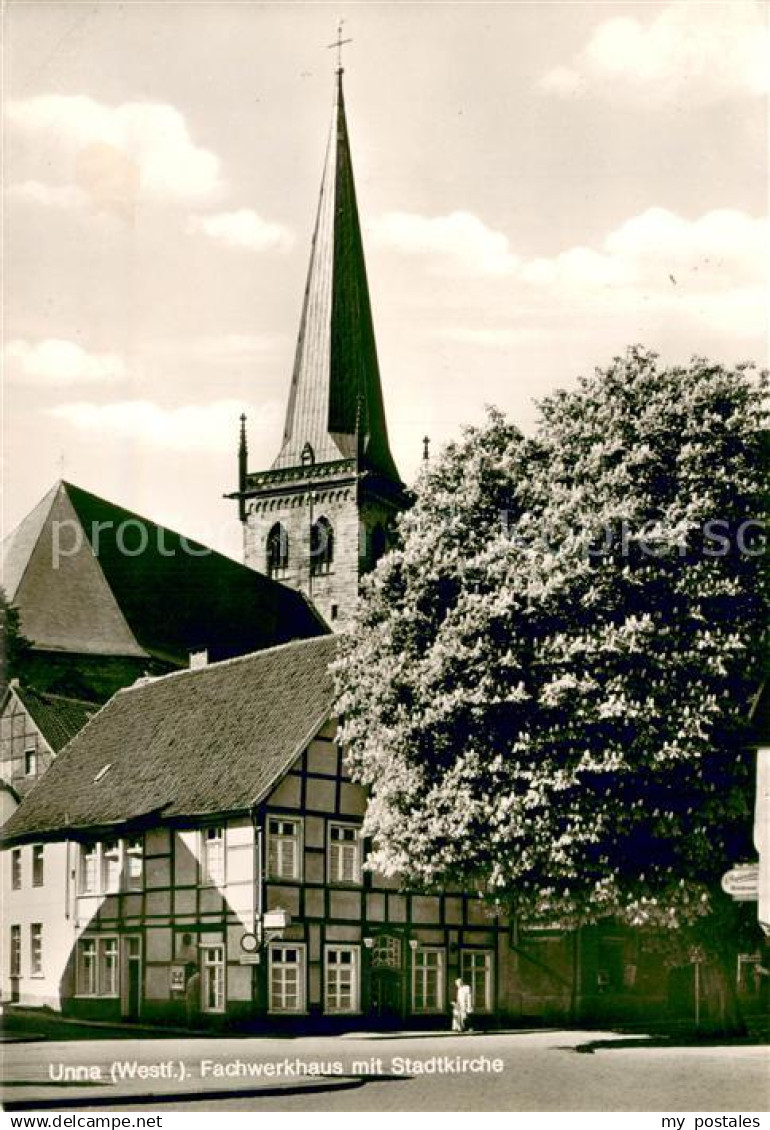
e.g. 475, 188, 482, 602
0, 681, 96, 822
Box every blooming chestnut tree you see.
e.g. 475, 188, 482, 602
335, 348, 769, 935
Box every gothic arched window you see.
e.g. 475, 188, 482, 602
266, 522, 289, 579
310, 516, 334, 576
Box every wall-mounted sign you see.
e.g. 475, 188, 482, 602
721, 864, 759, 901
263, 909, 291, 930
239, 953, 261, 965
240, 932, 259, 953
170, 965, 186, 992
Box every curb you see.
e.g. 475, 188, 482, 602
2, 1074, 365, 1111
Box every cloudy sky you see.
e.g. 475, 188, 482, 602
4, 1, 768, 560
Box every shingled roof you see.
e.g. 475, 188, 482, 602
2, 481, 327, 664
12, 685, 96, 753
2, 635, 340, 843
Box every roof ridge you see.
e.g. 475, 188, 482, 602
113, 632, 339, 697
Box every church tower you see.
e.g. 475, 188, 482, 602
233, 65, 408, 627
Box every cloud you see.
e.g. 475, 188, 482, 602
369, 211, 519, 276
379, 207, 767, 343
541, 1, 769, 103
6, 95, 222, 208
6, 339, 127, 385
7, 181, 87, 209
519, 208, 768, 335
47, 399, 280, 454
187, 209, 293, 252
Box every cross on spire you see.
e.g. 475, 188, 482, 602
327, 18, 352, 72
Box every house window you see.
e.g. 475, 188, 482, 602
11, 848, 22, 890
32, 845, 44, 887
201, 944, 225, 1013
77, 937, 118, 996
77, 938, 98, 995
30, 924, 43, 977
101, 938, 119, 997
102, 840, 121, 892
202, 827, 225, 886
267, 817, 302, 880
266, 523, 289, 579
269, 944, 306, 1013
126, 837, 144, 890
461, 950, 494, 1013
10, 925, 21, 978
80, 844, 98, 893
325, 946, 359, 1013
310, 517, 334, 575
328, 823, 361, 884
24, 748, 37, 776
412, 947, 445, 1013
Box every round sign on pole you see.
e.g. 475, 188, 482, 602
240, 932, 259, 953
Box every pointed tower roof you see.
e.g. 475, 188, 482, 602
274, 70, 400, 483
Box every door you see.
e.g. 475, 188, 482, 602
122, 936, 142, 1020
369, 935, 404, 1025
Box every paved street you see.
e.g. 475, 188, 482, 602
3, 1028, 769, 1112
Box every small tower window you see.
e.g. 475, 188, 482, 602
301, 443, 315, 467
266, 523, 289, 579
310, 516, 334, 576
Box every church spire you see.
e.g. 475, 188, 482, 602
273, 67, 400, 483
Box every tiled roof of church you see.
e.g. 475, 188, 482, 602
12, 685, 96, 753
2, 635, 340, 842
2, 481, 328, 664
273, 69, 400, 483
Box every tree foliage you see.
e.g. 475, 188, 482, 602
336, 348, 769, 930
0, 586, 31, 689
